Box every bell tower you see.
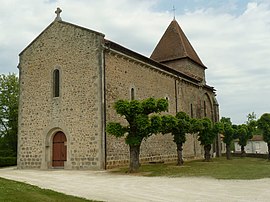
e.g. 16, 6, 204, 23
151, 19, 206, 83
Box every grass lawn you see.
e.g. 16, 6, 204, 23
0, 177, 100, 202
111, 157, 270, 179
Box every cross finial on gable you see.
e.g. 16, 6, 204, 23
54, 7, 62, 21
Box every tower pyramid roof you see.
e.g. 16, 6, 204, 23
150, 19, 205, 68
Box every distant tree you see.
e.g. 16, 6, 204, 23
232, 113, 257, 157
106, 98, 168, 172
257, 113, 270, 160
233, 113, 256, 157
246, 112, 257, 137
161, 112, 191, 166
220, 117, 234, 160
247, 112, 256, 123
236, 124, 252, 157
0, 73, 19, 157
246, 112, 264, 135
196, 118, 222, 162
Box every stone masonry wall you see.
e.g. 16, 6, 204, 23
163, 59, 205, 82
105, 50, 205, 168
17, 21, 105, 169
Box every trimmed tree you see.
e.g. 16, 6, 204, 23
257, 113, 270, 160
196, 118, 222, 162
220, 117, 234, 160
106, 97, 168, 173
236, 124, 251, 157
161, 112, 191, 166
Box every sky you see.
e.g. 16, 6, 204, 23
0, 0, 270, 124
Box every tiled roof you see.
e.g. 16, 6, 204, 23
251, 135, 263, 141
150, 20, 205, 68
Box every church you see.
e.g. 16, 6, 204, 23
17, 8, 219, 170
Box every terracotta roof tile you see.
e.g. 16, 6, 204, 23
150, 20, 205, 68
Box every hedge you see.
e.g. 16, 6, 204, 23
0, 150, 16, 157
0, 157, 17, 167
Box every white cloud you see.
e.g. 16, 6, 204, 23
178, 1, 270, 123
0, 0, 269, 124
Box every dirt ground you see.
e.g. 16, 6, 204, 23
0, 167, 269, 202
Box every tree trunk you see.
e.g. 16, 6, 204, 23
204, 144, 211, 162
267, 143, 270, 161
129, 145, 140, 173
226, 144, 231, 160
176, 143, 184, 166
241, 145, 246, 157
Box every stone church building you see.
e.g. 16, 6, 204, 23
17, 9, 219, 170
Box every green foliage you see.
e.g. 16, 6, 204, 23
257, 113, 270, 143
220, 117, 234, 145
232, 124, 239, 139
149, 115, 162, 134
161, 111, 191, 144
160, 112, 192, 165
0, 157, 17, 167
106, 122, 127, 138
0, 73, 19, 156
106, 97, 168, 172
220, 117, 232, 125
0, 149, 16, 157
142, 97, 168, 114
196, 118, 219, 146
0, 178, 97, 202
236, 124, 250, 147
160, 114, 176, 134
246, 112, 256, 123
232, 113, 256, 149
244, 112, 263, 135
106, 97, 168, 146
189, 118, 202, 134
112, 157, 270, 180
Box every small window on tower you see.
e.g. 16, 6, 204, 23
53, 69, 60, 97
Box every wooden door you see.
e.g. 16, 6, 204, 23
52, 132, 67, 167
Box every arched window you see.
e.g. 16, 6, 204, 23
131, 88, 135, 100
53, 69, 60, 97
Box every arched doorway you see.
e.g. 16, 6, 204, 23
52, 132, 67, 168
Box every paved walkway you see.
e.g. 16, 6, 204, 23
0, 167, 269, 202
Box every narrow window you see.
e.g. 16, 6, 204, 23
165, 97, 169, 112
190, 104, 193, 118
53, 69, 60, 97
204, 101, 207, 117
131, 88, 135, 100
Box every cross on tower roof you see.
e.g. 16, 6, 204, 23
54, 7, 62, 21
172, 6, 176, 20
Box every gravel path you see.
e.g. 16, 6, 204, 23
0, 167, 269, 202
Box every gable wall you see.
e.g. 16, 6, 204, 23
17, 22, 105, 169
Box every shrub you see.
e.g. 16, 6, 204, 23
0, 157, 17, 167
0, 149, 16, 157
